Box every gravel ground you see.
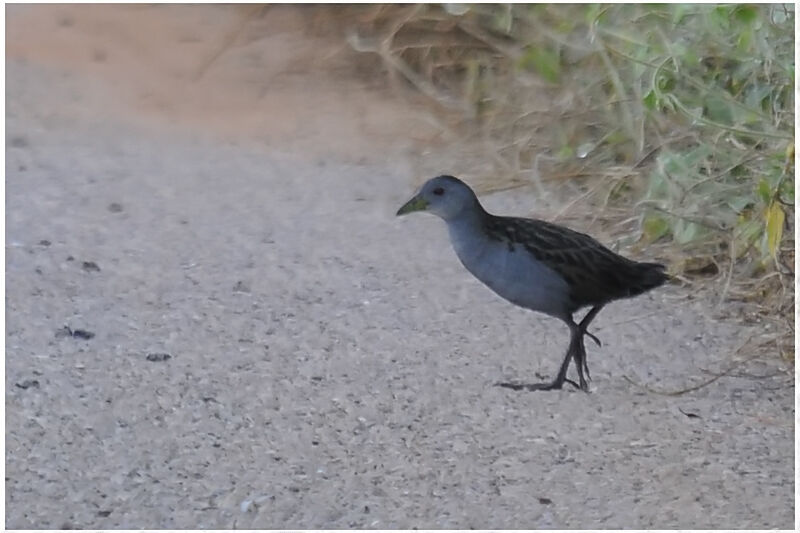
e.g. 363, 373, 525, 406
5, 8, 795, 529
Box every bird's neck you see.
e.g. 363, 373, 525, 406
444, 201, 492, 256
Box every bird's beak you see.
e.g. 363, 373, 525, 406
396, 193, 428, 216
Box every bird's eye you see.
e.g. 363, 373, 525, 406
433, 187, 445, 196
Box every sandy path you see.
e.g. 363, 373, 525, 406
5, 5, 794, 529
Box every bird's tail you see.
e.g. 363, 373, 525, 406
628, 261, 669, 296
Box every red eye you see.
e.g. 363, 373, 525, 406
433, 187, 445, 196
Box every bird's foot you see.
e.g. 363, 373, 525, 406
584, 330, 602, 347
495, 379, 582, 392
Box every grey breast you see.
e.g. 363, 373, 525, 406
446, 222, 571, 319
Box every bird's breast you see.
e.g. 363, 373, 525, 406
447, 225, 570, 318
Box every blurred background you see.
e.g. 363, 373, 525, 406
8, 3, 793, 354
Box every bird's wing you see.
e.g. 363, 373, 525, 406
485, 216, 658, 307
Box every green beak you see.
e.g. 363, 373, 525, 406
396, 194, 428, 216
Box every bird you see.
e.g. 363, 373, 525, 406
396, 175, 668, 392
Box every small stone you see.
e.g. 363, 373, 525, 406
82, 261, 101, 272
71, 329, 95, 340
55, 326, 94, 339
233, 281, 250, 293
39, 239, 51, 246
108, 202, 123, 213
679, 407, 701, 419
15, 379, 40, 390
146, 353, 172, 362
8, 136, 28, 148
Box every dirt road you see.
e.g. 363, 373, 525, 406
5, 5, 794, 529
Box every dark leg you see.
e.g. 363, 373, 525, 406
585, 330, 602, 347
495, 319, 583, 392
573, 305, 604, 385
571, 326, 590, 391
580, 304, 604, 333
581, 305, 604, 347
496, 305, 605, 393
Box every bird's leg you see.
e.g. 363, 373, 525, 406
572, 305, 605, 386
581, 305, 604, 347
584, 330, 602, 347
495, 321, 582, 392
571, 328, 590, 391
562, 321, 590, 392
550, 325, 582, 390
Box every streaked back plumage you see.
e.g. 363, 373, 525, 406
483, 215, 668, 312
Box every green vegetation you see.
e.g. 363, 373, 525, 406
350, 4, 794, 356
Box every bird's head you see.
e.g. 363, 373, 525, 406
396, 175, 480, 221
